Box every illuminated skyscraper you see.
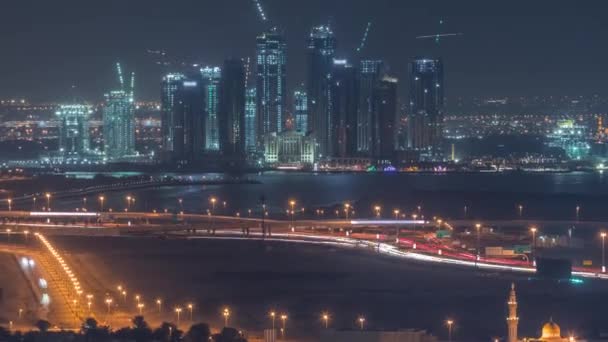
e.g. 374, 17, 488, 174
220, 59, 246, 156
293, 89, 308, 133
200, 67, 221, 151
371, 76, 398, 160
103, 90, 135, 160
172, 77, 206, 162
307, 25, 336, 158
358, 60, 385, 155
330, 59, 359, 158
256, 27, 287, 143
56, 104, 93, 156
245, 88, 257, 153
161, 73, 186, 157
104, 65, 136, 160
407, 58, 444, 160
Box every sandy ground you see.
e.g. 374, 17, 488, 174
16, 235, 608, 340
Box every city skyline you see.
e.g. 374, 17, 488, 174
1, 0, 608, 102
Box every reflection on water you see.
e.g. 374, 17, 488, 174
55, 172, 608, 221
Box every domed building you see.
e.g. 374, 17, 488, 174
506, 284, 575, 342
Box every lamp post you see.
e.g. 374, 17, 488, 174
446, 319, 454, 342
45, 193, 51, 212
32, 196, 36, 211
576, 205, 580, 221
374, 205, 381, 218
322, 313, 329, 329
223, 308, 230, 327
7, 198, 12, 212
187, 303, 193, 322
137, 303, 144, 315
289, 200, 296, 228
210, 197, 217, 234
393, 209, 400, 220
518, 204, 523, 218
105, 298, 113, 314
530, 227, 538, 266
280, 314, 287, 337
157, 299, 162, 314
601, 232, 606, 273
175, 307, 182, 326
99, 196, 105, 212
344, 203, 351, 220
270, 311, 276, 330
358, 316, 365, 330
476, 223, 482, 263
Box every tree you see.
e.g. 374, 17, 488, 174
153, 322, 182, 342
83, 317, 110, 342
131, 316, 152, 342
34, 320, 51, 333
213, 327, 247, 342
185, 323, 211, 342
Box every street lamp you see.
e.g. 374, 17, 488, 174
344, 203, 351, 220
157, 299, 162, 313
374, 205, 381, 218
270, 311, 276, 330
446, 319, 454, 341
358, 316, 365, 330
576, 205, 580, 221
187, 303, 193, 321
179, 198, 184, 213
82, 197, 87, 211
393, 209, 400, 220
601, 232, 606, 273
32, 196, 36, 211
105, 298, 113, 314
99, 196, 105, 212
126, 196, 134, 212
223, 307, 230, 327
322, 313, 330, 329
530, 227, 538, 266
518, 204, 523, 218
280, 314, 287, 336
137, 303, 145, 315
476, 223, 482, 262
289, 200, 296, 228
45, 193, 51, 212
175, 307, 182, 326
7, 198, 12, 211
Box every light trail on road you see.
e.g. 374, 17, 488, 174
189, 231, 608, 280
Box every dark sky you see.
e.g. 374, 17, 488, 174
1, 0, 607, 102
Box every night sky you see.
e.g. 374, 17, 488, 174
0, 0, 607, 102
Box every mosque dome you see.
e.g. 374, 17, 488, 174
541, 320, 561, 339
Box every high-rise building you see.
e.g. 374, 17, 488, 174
103, 90, 135, 160
245, 88, 257, 153
56, 104, 93, 156
358, 60, 385, 155
293, 89, 308, 133
200, 67, 221, 151
407, 58, 444, 160
371, 76, 398, 160
161, 73, 186, 157
330, 59, 359, 158
263, 131, 316, 166
219, 59, 246, 156
307, 25, 336, 159
256, 27, 287, 144
172, 77, 206, 162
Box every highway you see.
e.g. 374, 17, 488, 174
1, 210, 607, 281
